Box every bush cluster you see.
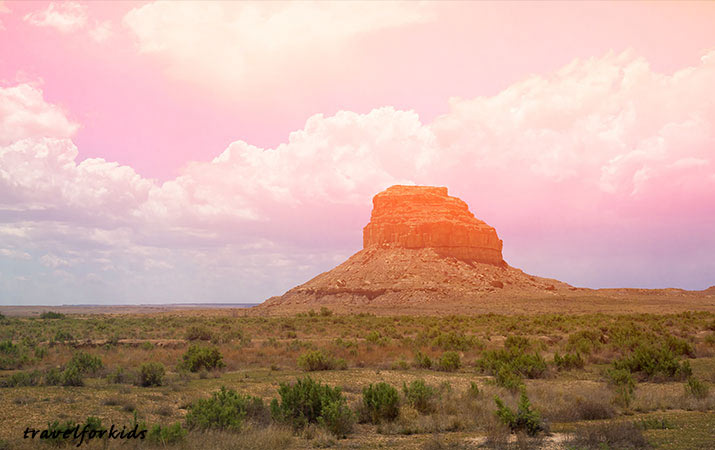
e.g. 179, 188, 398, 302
297, 350, 346, 371
437, 351, 461, 372
181, 344, 225, 372
186, 386, 266, 431
270, 376, 353, 437
613, 345, 691, 381
494, 390, 544, 437
553, 352, 585, 370
402, 379, 435, 414
138, 362, 165, 387
360, 382, 399, 423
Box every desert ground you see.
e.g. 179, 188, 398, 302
1, 295, 714, 450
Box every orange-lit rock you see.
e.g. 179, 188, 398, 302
363, 185, 504, 265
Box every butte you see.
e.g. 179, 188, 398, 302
259, 185, 573, 314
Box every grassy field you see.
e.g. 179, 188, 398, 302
0, 309, 713, 449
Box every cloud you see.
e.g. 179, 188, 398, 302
123, 1, 433, 90
1, 49, 714, 304
0, 84, 78, 146
23, 2, 88, 33
0, 1, 9, 31
89, 20, 112, 42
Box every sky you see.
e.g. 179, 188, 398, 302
1, 1, 714, 305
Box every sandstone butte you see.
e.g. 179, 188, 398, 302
362, 185, 504, 265
258, 185, 581, 313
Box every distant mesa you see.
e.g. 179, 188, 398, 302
260, 185, 573, 312
363, 185, 504, 266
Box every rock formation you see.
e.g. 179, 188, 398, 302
363, 185, 504, 265
259, 185, 572, 313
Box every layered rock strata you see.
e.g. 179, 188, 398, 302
362, 185, 504, 265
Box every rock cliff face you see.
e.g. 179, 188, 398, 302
362, 186, 504, 265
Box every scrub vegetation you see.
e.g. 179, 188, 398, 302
0, 309, 713, 448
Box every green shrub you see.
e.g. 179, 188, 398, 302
432, 332, 481, 351
664, 336, 695, 357
271, 376, 353, 436
138, 362, 165, 387
67, 351, 103, 375
437, 351, 461, 372
146, 422, 187, 445
613, 345, 691, 381
44, 368, 63, 386
62, 365, 84, 386
40, 311, 65, 319
566, 330, 603, 355
553, 352, 585, 370
468, 381, 480, 398
494, 390, 544, 437
319, 307, 333, 317
685, 377, 709, 399
607, 368, 636, 408
186, 325, 213, 341
495, 366, 524, 392
0, 340, 30, 369
477, 348, 547, 379
297, 350, 346, 371
361, 382, 399, 423
53, 330, 74, 344
402, 379, 435, 414
319, 398, 354, 438
2, 370, 42, 387
185, 386, 266, 431
504, 335, 532, 352
181, 344, 225, 372
413, 351, 432, 369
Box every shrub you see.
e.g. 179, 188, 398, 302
138, 362, 165, 387
297, 350, 346, 371
181, 344, 225, 372
568, 421, 648, 448
2, 370, 42, 387
402, 379, 435, 414
432, 332, 481, 351
67, 351, 103, 375
185, 386, 266, 431
40, 311, 65, 319
319, 307, 333, 317
44, 368, 63, 386
270, 376, 353, 437
494, 390, 544, 437
437, 351, 461, 372
566, 330, 603, 355
664, 336, 695, 357
495, 366, 524, 392
504, 336, 532, 352
468, 381, 480, 398
62, 364, 84, 386
361, 383, 399, 423
477, 348, 547, 379
413, 351, 432, 369
53, 330, 75, 344
146, 422, 187, 445
607, 368, 636, 408
186, 325, 213, 341
553, 352, 585, 370
613, 345, 691, 381
0, 340, 30, 369
685, 377, 709, 399
319, 398, 354, 438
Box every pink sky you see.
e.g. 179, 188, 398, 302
1, 1, 714, 304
